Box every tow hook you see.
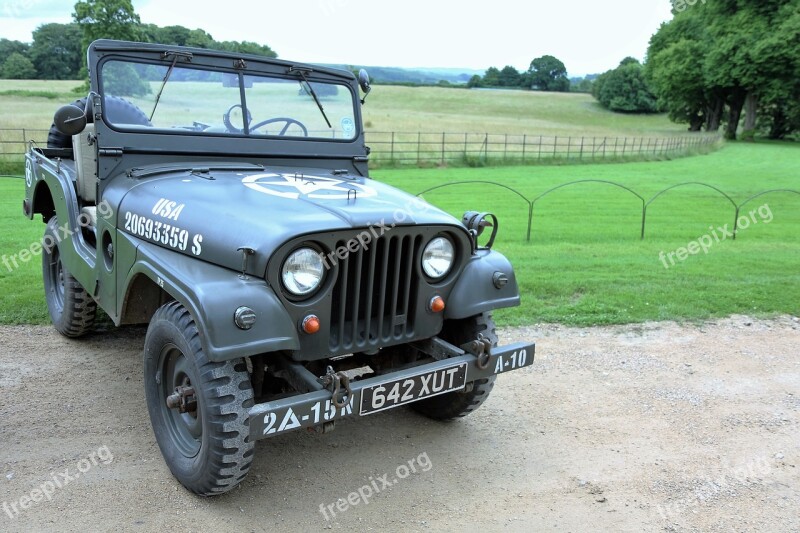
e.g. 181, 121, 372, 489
322, 365, 353, 409
461, 334, 493, 370
166, 385, 197, 414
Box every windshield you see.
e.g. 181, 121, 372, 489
99, 59, 358, 141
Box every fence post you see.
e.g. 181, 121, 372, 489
522, 134, 527, 163
464, 133, 468, 160
553, 135, 558, 158
579, 137, 584, 160
538, 135, 543, 160
614, 137, 619, 156
417, 132, 421, 165
622, 137, 627, 156
390, 131, 395, 162
602, 137, 607, 158
566, 136, 571, 159
503, 134, 508, 162
441, 132, 445, 165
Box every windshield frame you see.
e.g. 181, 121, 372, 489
87, 40, 366, 161
97, 56, 360, 143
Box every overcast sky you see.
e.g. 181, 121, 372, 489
0, 0, 674, 75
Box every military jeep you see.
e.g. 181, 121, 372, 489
23, 39, 534, 495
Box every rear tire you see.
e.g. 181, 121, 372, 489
411, 313, 498, 420
42, 217, 97, 337
144, 301, 255, 495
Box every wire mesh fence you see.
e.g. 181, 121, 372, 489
0, 128, 722, 167
367, 132, 723, 166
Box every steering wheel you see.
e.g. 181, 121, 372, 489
249, 117, 309, 137
223, 104, 252, 134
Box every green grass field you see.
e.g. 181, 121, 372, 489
378, 141, 800, 326
1, 142, 797, 327
0, 80, 688, 136
362, 86, 688, 137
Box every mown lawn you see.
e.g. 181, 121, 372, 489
375, 141, 800, 326
0, 141, 797, 326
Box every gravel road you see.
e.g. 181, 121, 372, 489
1, 315, 798, 532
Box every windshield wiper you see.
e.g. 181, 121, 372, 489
149, 51, 193, 121
289, 66, 332, 129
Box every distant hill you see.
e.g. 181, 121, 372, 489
318, 64, 484, 85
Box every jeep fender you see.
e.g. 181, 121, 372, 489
444, 249, 520, 320
126, 240, 300, 362
26, 154, 98, 292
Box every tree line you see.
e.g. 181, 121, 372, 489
466, 55, 572, 92
592, 0, 799, 140
1, 0, 276, 81
645, 0, 799, 140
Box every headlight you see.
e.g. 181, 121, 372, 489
282, 247, 325, 296
421, 236, 455, 279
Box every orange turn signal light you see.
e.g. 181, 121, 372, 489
302, 315, 321, 334
429, 296, 445, 313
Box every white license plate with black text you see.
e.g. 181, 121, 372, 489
359, 363, 468, 415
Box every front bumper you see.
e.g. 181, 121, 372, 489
249, 340, 535, 440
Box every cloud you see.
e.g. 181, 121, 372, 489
0, 0, 71, 19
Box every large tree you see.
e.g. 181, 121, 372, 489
0, 39, 29, 58
73, 0, 142, 72
646, 0, 799, 139
139, 24, 277, 58
481, 66, 501, 87
498, 65, 522, 87
29, 23, 83, 80
593, 58, 658, 113
1, 52, 37, 79
528, 55, 570, 92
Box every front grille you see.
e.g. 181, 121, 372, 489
329, 232, 422, 351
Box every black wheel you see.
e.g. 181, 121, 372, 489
42, 217, 97, 337
144, 301, 255, 495
47, 96, 151, 148
411, 313, 498, 420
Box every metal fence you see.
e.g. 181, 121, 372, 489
0, 128, 722, 166
416, 180, 800, 242
0, 128, 49, 160
367, 132, 722, 166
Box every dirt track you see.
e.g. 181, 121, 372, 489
1, 315, 798, 532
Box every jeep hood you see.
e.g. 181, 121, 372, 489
113, 165, 465, 275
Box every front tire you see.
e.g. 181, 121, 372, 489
144, 301, 255, 495
411, 313, 498, 420
42, 217, 97, 337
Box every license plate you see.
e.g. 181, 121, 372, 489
359, 363, 468, 415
